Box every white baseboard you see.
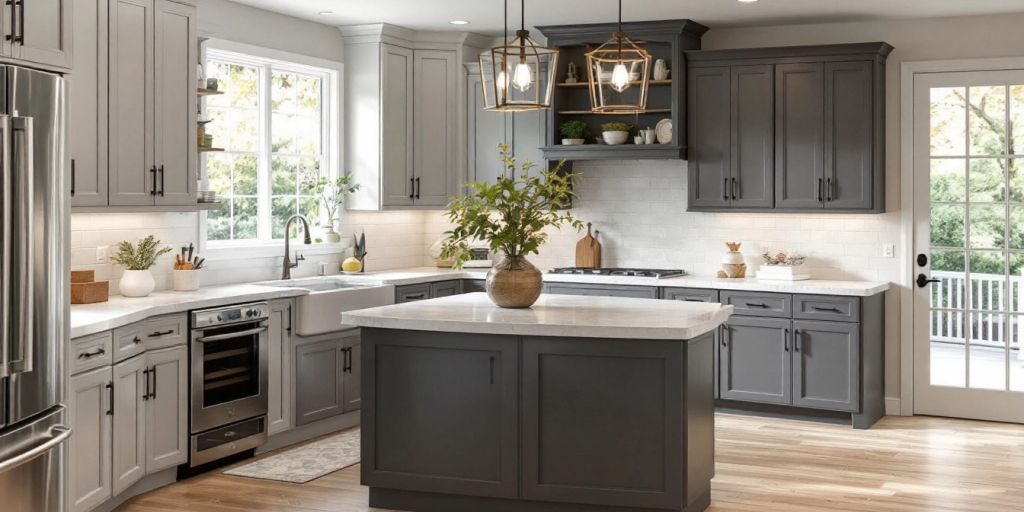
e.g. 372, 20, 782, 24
885, 397, 903, 416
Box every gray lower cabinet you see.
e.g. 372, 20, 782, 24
395, 280, 466, 303
145, 345, 189, 471
463, 279, 486, 293
267, 300, 293, 435
363, 330, 519, 499
662, 287, 721, 399
68, 366, 113, 512
720, 316, 792, 405
430, 280, 461, 298
792, 320, 859, 412
544, 283, 658, 298
294, 330, 361, 426
111, 354, 146, 495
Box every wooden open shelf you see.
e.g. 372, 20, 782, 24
197, 88, 224, 96
556, 79, 672, 88
198, 146, 225, 153
196, 202, 222, 211
558, 108, 671, 116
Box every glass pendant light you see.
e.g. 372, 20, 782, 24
479, 0, 558, 111
585, 0, 652, 113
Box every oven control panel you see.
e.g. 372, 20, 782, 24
191, 302, 270, 329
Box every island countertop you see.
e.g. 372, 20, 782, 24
341, 292, 733, 340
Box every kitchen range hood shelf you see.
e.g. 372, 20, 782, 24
541, 143, 684, 161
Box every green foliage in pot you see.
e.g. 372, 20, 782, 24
305, 173, 360, 223
600, 122, 631, 133
440, 145, 583, 269
111, 235, 173, 270
560, 120, 590, 140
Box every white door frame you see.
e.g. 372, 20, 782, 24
899, 57, 1024, 416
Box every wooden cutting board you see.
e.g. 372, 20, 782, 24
575, 222, 601, 268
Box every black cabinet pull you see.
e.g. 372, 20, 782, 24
826, 177, 833, 201
341, 347, 352, 373
406, 293, 426, 301
415, 177, 421, 199
817, 178, 823, 202
3, 1, 11, 42
158, 165, 165, 197
143, 368, 150, 400
150, 366, 157, 400
723, 178, 729, 201
78, 348, 105, 359
14, 0, 22, 44
106, 382, 114, 416
731, 177, 738, 200
811, 306, 841, 313
489, 356, 495, 384
150, 166, 157, 195
683, 298, 704, 302
744, 302, 769, 308
721, 325, 728, 346
783, 328, 790, 352
149, 329, 174, 338
132, 336, 142, 345
409, 177, 415, 199
794, 329, 802, 352
70, 159, 76, 196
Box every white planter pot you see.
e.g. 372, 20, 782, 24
561, 138, 585, 145
602, 131, 629, 145
119, 269, 155, 297
172, 270, 201, 291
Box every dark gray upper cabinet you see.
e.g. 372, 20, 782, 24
719, 316, 792, 405
686, 42, 892, 213
792, 320, 860, 412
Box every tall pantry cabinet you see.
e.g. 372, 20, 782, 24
70, 0, 197, 209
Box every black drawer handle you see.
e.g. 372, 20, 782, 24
744, 302, 769, 308
811, 306, 842, 313
78, 348, 106, 359
223, 430, 237, 438
149, 329, 175, 338
406, 293, 426, 300
132, 336, 142, 345
683, 298, 704, 302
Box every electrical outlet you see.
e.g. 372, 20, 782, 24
96, 245, 108, 264
882, 244, 895, 258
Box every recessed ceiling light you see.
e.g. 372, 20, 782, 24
317, 10, 334, 15
738, 0, 758, 3
449, 20, 470, 25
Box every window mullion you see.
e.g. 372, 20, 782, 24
257, 63, 273, 241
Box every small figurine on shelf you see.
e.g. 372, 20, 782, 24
565, 61, 579, 84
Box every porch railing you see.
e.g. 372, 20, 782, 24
930, 271, 1022, 352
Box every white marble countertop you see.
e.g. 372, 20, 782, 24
70, 284, 306, 338
342, 292, 734, 340
342, 267, 890, 296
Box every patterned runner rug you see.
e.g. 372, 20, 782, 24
224, 428, 360, 483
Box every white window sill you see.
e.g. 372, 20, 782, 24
203, 242, 350, 261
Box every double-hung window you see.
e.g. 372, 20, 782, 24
202, 45, 339, 245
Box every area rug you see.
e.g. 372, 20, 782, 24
224, 428, 360, 483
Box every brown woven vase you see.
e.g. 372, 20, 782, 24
485, 255, 542, 308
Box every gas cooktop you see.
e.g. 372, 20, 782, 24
547, 268, 687, 279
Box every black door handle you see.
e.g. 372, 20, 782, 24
409, 177, 415, 199
150, 365, 157, 400
723, 178, 729, 201
150, 166, 157, 195
143, 368, 150, 400
916, 274, 940, 288
415, 177, 421, 199
817, 178, 823, 202
731, 177, 738, 200
826, 177, 833, 201
794, 329, 802, 352
70, 159, 76, 197
106, 382, 114, 416
158, 165, 165, 197
783, 328, 790, 352
14, 0, 23, 44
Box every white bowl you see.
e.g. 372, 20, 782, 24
602, 131, 629, 145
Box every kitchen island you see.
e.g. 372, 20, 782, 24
342, 293, 733, 512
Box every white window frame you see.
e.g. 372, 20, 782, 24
199, 39, 344, 257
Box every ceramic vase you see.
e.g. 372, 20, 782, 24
120, 269, 155, 297
602, 130, 629, 145
653, 59, 670, 81
486, 255, 542, 308
321, 221, 342, 243
720, 242, 747, 278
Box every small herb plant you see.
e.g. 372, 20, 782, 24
111, 235, 173, 270
440, 145, 583, 269
601, 122, 631, 132
560, 120, 590, 140
306, 173, 360, 224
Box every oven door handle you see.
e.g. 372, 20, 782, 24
195, 326, 267, 343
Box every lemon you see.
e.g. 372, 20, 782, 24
342, 257, 362, 273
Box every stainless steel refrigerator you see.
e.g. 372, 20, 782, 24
0, 65, 70, 512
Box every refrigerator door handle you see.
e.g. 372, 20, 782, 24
0, 115, 9, 381
8, 116, 33, 375
0, 425, 71, 474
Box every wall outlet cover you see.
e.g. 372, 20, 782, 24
882, 244, 895, 258
96, 245, 108, 264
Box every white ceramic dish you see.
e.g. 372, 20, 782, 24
655, 118, 672, 144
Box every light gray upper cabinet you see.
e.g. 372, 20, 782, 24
413, 49, 458, 206
267, 300, 293, 435
792, 320, 860, 412
145, 345, 188, 471
68, 366, 113, 512
152, 0, 197, 206
381, 44, 415, 207
775, 62, 825, 209
89, 0, 197, 209
7, 0, 72, 69
69, 0, 108, 207
111, 354, 145, 496
686, 42, 891, 213
720, 316, 792, 405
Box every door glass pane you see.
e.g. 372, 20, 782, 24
931, 204, 966, 247
1011, 253, 1024, 313
969, 205, 1005, 249
968, 158, 1006, 202
1012, 86, 1024, 155
1010, 315, 1024, 391
969, 251, 1006, 310
969, 312, 1006, 390
931, 87, 967, 156
931, 313, 966, 387
1011, 158, 1024, 202
968, 86, 1007, 156
931, 250, 966, 309
931, 158, 967, 202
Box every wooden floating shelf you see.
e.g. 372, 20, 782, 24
556, 80, 672, 88
558, 109, 671, 115
197, 88, 224, 96
198, 146, 225, 153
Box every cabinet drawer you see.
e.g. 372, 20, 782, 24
661, 287, 719, 303
721, 291, 791, 317
794, 295, 860, 323
463, 279, 486, 293
395, 283, 432, 303
112, 323, 146, 362
70, 331, 113, 375
430, 280, 462, 298
114, 314, 187, 354
544, 283, 658, 299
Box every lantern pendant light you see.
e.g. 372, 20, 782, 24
478, 0, 559, 112
585, 0, 652, 113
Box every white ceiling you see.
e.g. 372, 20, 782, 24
227, 0, 1024, 34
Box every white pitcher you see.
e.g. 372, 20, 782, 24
653, 59, 670, 80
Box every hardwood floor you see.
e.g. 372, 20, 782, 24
117, 413, 1024, 512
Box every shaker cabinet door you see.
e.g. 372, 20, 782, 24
824, 60, 874, 210
792, 320, 860, 412
68, 367, 113, 512
69, 0, 109, 207
687, 66, 731, 209
153, 0, 197, 206
267, 300, 293, 435
12, 0, 72, 69
295, 338, 345, 425
730, 65, 774, 208
774, 62, 825, 210
111, 355, 146, 495
720, 316, 792, 405
380, 44, 415, 207
145, 345, 189, 472
413, 49, 458, 206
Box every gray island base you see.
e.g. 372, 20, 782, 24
342, 293, 734, 512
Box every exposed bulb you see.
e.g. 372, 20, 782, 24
610, 63, 631, 93
496, 70, 508, 92
512, 62, 533, 92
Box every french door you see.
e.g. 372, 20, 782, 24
913, 69, 1024, 422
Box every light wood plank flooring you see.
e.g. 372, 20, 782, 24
117, 413, 1024, 512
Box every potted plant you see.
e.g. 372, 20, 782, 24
601, 122, 631, 145
307, 173, 360, 243
441, 145, 582, 308
560, 120, 589, 145
111, 235, 172, 297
